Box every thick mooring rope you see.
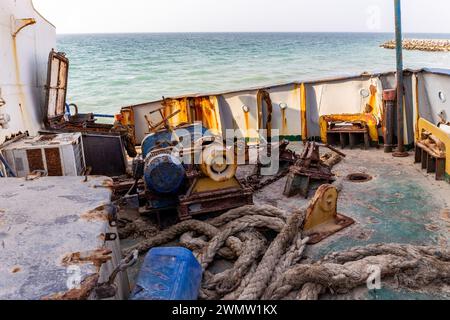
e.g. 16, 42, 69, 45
122, 205, 450, 300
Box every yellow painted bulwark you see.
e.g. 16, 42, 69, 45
319, 113, 379, 143
194, 96, 221, 133
162, 98, 190, 127
368, 84, 380, 116
300, 83, 307, 141
418, 118, 450, 176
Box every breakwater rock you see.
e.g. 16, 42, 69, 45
381, 39, 450, 52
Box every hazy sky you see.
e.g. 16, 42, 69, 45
33, 0, 450, 34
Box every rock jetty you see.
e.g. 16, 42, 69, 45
381, 39, 450, 52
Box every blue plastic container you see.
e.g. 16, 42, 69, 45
131, 247, 203, 300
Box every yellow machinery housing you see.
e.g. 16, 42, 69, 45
303, 184, 355, 244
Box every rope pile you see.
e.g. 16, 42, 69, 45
123, 205, 450, 300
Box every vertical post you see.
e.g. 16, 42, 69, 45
393, 0, 409, 157
382, 89, 396, 153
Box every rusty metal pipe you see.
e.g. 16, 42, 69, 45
383, 89, 396, 153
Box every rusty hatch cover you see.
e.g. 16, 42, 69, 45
0, 176, 115, 300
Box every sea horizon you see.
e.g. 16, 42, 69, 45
57, 31, 450, 35
58, 32, 450, 115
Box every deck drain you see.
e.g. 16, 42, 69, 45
347, 173, 372, 183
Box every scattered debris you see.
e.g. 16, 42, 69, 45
320, 152, 343, 168
283, 142, 335, 198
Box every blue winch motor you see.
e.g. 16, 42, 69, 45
144, 153, 185, 194
130, 247, 203, 300
141, 124, 208, 158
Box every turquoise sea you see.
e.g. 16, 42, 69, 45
57, 32, 450, 115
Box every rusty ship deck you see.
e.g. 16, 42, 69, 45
119, 143, 450, 300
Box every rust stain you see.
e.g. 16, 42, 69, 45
244, 112, 250, 138
11, 37, 30, 129
281, 108, 287, 136
81, 205, 109, 222
191, 97, 220, 131
162, 98, 189, 127
425, 224, 440, 232
441, 209, 450, 222
354, 199, 383, 215
368, 84, 378, 115
11, 267, 21, 274
300, 83, 308, 140
366, 216, 380, 224
352, 229, 374, 241
93, 179, 114, 189
208, 97, 220, 131
61, 248, 112, 268
42, 274, 99, 301
102, 179, 114, 187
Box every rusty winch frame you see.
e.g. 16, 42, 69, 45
283, 142, 336, 198
178, 166, 254, 221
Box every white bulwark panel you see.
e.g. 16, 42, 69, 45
0, 0, 56, 143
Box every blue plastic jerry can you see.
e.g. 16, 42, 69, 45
130, 247, 203, 300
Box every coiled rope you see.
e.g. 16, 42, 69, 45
122, 205, 450, 300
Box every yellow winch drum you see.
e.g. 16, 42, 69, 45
199, 143, 237, 182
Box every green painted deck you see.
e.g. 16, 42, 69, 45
248, 143, 449, 299
122, 143, 450, 300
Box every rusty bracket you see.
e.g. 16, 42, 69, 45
303, 184, 355, 244
25, 170, 48, 181
106, 204, 118, 227
104, 233, 118, 242
61, 248, 112, 268
94, 250, 138, 299
82, 166, 92, 182
11, 17, 36, 37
